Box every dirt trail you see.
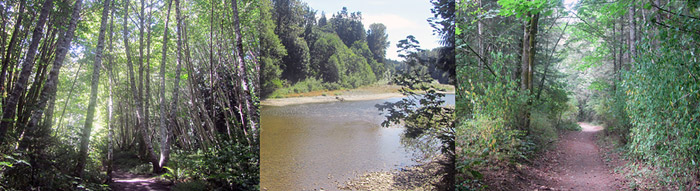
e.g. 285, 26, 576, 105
110, 171, 171, 191
541, 122, 622, 190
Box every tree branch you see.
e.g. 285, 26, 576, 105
652, 19, 700, 35
464, 44, 497, 78
650, 1, 700, 21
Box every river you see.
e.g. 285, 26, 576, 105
260, 94, 455, 190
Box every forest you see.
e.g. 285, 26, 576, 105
0, 0, 260, 190
260, 0, 455, 99
457, 0, 699, 190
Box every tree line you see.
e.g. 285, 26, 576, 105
260, 0, 455, 98
456, 0, 700, 189
0, 0, 260, 190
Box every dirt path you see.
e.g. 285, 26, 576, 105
540, 122, 623, 190
110, 171, 171, 191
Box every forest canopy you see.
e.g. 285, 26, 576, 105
260, 0, 454, 98
0, 0, 261, 190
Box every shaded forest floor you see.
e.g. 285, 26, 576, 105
108, 151, 172, 191
110, 170, 171, 191
478, 123, 629, 190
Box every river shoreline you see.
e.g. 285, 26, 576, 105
261, 84, 454, 107
339, 156, 451, 190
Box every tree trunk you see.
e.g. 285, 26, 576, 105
19, 0, 82, 152
477, 0, 483, 82
123, 0, 160, 173
231, 0, 258, 141
520, 13, 539, 130
144, 0, 153, 170
166, 0, 184, 164
139, 0, 146, 133
158, 0, 173, 169
56, 60, 85, 130
75, 0, 110, 178
0, 0, 26, 93
0, 0, 53, 144
628, 0, 636, 68
107, 0, 116, 181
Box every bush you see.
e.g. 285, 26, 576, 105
528, 111, 557, 151
172, 180, 209, 191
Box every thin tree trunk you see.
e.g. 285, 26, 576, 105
0, 0, 53, 144
56, 60, 85, 130
166, 0, 184, 160
477, 0, 483, 82
230, 0, 257, 141
124, 0, 160, 173
158, 0, 173, 170
19, 0, 82, 151
537, 21, 568, 100
107, 0, 116, 181
0, 0, 26, 93
75, 0, 110, 178
520, 13, 539, 130
628, 0, 636, 67
139, 0, 146, 131
144, 0, 153, 160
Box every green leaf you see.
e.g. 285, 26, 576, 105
544, 9, 553, 17
0, 161, 12, 167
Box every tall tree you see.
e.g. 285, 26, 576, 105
123, 0, 160, 173
366, 23, 389, 63
231, 0, 257, 139
107, 0, 117, 181
0, 0, 26, 93
628, 0, 636, 66
76, 0, 111, 178
0, 0, 53, 144
158, 0, 173, 169
20, 0, 83, 152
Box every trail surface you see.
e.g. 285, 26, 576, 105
110, 171, 171, 191
538, 122, 623, 190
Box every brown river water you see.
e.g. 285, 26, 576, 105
260, 94, 455, 190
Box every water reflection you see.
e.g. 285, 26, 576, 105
260, 94, 455, 190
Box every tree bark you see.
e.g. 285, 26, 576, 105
628, 0, 636, 67
520, 13, 539, 130
0, 0, 53, 144
158, 0, 173, 169
0, 0, 26, 93
107, 0, 116, 181
144, 0, 153, 169
75, 0, 111, 178
169, 0, 184, 155
20, 0, 83, 152
139, 0, 146, 132
231, 0, 258, 141
124, 0, 160, 173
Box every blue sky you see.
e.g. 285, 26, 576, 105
304, 0, 440, 61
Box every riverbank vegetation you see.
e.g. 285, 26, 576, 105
373, 0, 456, 189
260, 0, 454, 99
0, 0, 259, 190
456, 0, 699, 190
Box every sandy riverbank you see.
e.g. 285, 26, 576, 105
339, 156, 452, 190
261, 84, 454, 107
260, 92, 405, 106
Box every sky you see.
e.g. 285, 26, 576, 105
304, 0, 441, 61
